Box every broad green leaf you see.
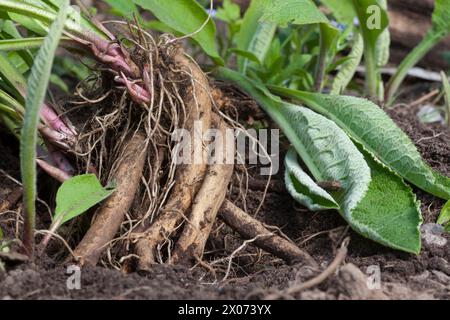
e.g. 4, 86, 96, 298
0, 226, 3, 240
270, 87, 450, 200
236, 0, 276, 73
285, 147, 340, 211
261, 0, 328, 27
331, 32, 363, 94
132, 0, 222, 64
349, 150, 421, 254
431, 0, 450, 34
20, 0, 68, 244
281, 101, 371, 204
52, 174, 114, 228
215, 67, 421, 253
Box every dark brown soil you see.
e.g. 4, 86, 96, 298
0, 90, 449, 300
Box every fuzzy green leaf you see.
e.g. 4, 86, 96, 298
19, 0, 68, 243
236, 0, 276, 73
285, 148, 341, 211
431, 0, 450, 34
270, 87, 450, 200
375, 0, 390, 68
320, 0, 356, 24
331, 32, 363, 94
261, 0, 328, 27
216, 67, 421, 253
52, 174, 114, 228
132, 0, 222, 64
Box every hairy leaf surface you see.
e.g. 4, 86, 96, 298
216, 67, 421, 253
331, 32, 363, 94
271, 87, 450, 200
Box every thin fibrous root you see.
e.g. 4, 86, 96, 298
134, 49, 212, 270
264, 237, 349, 300
171, 114, 234, 265
219, 200, 319, 268
72, 132, 147, 267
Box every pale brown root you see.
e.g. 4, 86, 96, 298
219, 200, 318, 267
134, 49, 212, 270
171, 115, 234, 264
265, 237, 349, 299
72, 132, 147, 266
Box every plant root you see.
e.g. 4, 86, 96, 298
171, 115, 234, 264
264, 237, 349, 299
134, 49, 212, 270
219, 200, 318, 267
72, 132, 147, 266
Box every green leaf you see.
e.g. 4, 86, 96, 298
351, 0, 389, 98
349, 150, 421, 254
227, 48, 261, 64
19, 0, 68, 247
236, 0, 276, 74
103, 0, 139, 19
331, 32, 363, 94
216, 0, 240, 23
52, 174, 114, 228
215, 67, 421, 253
0, 37, 46, 51
0, 0, 108, 39
261, 0, 328, 27
374, 0, 390, 68
285, 146, 342, 211
270, 87, 450, 200
132, 0, 222, 64
430, 0, 450, 34
0, 52, 26, 96
320, 0, 356, 24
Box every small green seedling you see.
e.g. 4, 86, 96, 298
46, 174, 115, 241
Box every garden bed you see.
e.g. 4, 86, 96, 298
1, 86, 448, 300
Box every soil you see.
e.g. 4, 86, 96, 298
0, 87, 449, 300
